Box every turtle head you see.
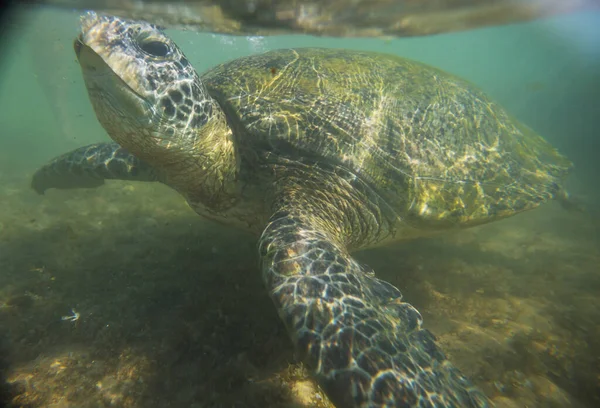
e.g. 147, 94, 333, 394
75, 12, 222, 158
75, 12, 238, 209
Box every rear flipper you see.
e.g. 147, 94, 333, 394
556, 189, 586, 213
31, 142, 160, 195
260, 211, 490, 408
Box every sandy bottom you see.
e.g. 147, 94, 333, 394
0, 172, 598, 408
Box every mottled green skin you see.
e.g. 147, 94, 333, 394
31, 143, 158, 194
203, 48, 571, 236
34, 16, 572, 408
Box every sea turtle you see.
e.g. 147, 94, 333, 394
32, 12, 573, 408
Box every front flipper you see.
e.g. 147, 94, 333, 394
259, 211, 490, 407
31, 142, 160, 195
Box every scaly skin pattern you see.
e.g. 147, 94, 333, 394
260, 212, 488, 407
31, 142, 159, 195
34, 12, 574, 407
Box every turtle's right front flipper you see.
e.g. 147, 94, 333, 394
31, 142, 160, 195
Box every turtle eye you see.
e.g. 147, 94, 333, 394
139, 39, 171, 57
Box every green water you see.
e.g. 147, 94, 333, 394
0, 6, 599, 408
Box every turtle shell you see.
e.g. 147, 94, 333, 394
201, 47, 572, 229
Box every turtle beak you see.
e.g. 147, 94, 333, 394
74, 37, 105, 75
73, 35, 83, 59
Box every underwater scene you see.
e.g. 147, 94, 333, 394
0, 5, 599, 408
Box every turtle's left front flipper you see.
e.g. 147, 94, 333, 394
31, 142, 160, 195
259, 208, 491, 408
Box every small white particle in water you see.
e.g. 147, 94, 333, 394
61, 308, 80, 322
246, 36, 266, 52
